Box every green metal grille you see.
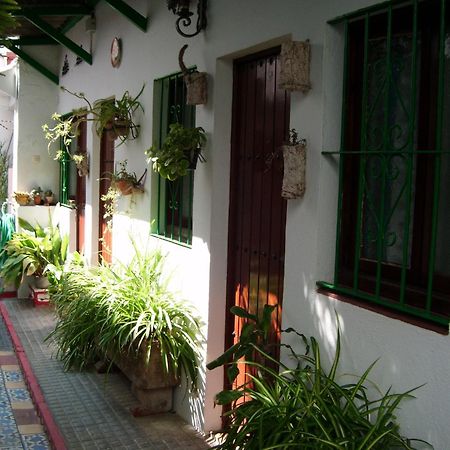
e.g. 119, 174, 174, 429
318, 0, 450, 326
59, 137, 70, 205
59, 134, 78, 206
152, 71, 195, 246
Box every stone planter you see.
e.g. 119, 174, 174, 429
113, 342, 179, 414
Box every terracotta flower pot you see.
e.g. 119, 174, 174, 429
34, 195, 42, 205
105, 118, 130, 141
115, 179, 134, 195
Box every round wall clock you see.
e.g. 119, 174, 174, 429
110, 37, 122, 68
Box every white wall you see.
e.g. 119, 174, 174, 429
23, 0, 450, 447
15, 46, 60, 197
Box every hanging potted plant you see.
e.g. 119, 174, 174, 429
178, 44, 208, 105
146, 123, 206, 181
281, 128, 307, 199
110, 160, 146, 196
42, 85, 145, 162
94, 86, 145, 143
72, 153, 89, 177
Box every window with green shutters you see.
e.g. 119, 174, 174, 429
59, 138, 77, 206
152, 71, 195, 246
59, 117, 86, 206
318, 0, 450, 327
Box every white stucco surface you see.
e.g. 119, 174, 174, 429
11, 1, 450, 447
15, 46, 60, 197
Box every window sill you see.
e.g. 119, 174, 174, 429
150, 233, 192, 249
316, 284, 449, 335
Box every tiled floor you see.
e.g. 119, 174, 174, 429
0, 298, 211, 450
0, 348, 50, 449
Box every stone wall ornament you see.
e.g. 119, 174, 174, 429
179, 44, 208, 105
281, 129, 306, 199
279, 40, 311, 93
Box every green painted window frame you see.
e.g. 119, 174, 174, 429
59, 139, 71, 205
318, 0, 450, 327
58, 120, 78, 207
151, 70, 196, 246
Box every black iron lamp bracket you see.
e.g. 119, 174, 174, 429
167, 0, 207, 38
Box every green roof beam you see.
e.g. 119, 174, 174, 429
103, 0, 148, 32
22, 12, 92, 65
59, 15, 86, 34
14, 6, 92, 17
8, 36, 57, 46
0, 40, 59, 85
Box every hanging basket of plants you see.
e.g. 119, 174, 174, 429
104, 117, 134, 142
111, 161, 146, 196
179, 45, 208, 106
146, 123, 206, 181
281, 129, 307, 199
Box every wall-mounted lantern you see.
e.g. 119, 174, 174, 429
167, 0, 207, 38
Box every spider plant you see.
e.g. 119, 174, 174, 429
48, 242, 203, 390
208, 306, 432, 450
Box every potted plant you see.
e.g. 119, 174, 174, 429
146, 123, 206, 181
44, 190, 54, 205
0, 218, 69, 289
72, 153, 89, 177
110, 160, 145, 196
94, 87, 145, 142
47, 242, 202, 414
281, 128, 307, 199
42, 86, 145, 168
13, 191, 30, 206
31, 187, 43, 205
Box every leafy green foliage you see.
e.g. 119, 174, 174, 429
208, 307, 432, 450
146, 123, 206, 180
47, 243, 203, 390
0, 141, 10, 204
42, 85, 145, 160
0, 218, 68, 286
0, 0, 19, 36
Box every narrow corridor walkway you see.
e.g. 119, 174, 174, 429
0, 298, 211, 450
0, 313, 51, 449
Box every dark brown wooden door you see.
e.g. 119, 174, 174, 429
225, 48, 290, 390
75, 121, 87, 254
98, 133, 114, 263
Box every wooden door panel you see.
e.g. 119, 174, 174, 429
226, 48, 290, 394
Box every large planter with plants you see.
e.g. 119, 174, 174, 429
113, 341, 179, 413
48, 245, 202, 414
0, 218, 68, 290
146, 123, 206, 181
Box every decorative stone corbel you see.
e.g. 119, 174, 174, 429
179, 44, 208, 105
279, 40, 311, 93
